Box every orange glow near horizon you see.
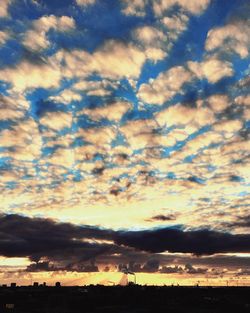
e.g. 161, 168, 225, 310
0, 0, 250, 286
0, 271, 249, 287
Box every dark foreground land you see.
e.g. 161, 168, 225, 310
1, 285, 250, 313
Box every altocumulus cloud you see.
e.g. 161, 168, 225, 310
0, 0, 250, 282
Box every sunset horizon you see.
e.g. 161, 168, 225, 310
0, 0, 250, 290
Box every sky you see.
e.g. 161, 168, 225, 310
0, 0, 250, 286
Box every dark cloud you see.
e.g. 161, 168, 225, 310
177, 254, 250, 269
209, 268, 226, 278
26, 261, 54, 272
225, 215, 250, 229
146, 214, 177, 222
0, 213, 115, 265
236, 269, 250, 276
69, 263, 99, 272
92, 166, 105, 176
159, 264, 208, 275
115, 227, 250, 255
120, 262, 208, 275
160, 265, 183, 274
110, 187, 123, 196
127, 261, 144, 273
141, 259, 160, 273
118, 260, 160, 274
2, 214, 250, 273
184, 263, 207, 274
26, 261, 99, 273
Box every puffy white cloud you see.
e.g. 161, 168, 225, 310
74, 145, 104, 162
0, 107, 24, 120
207, 94, 230, 113
0, 30, 9, 45
121, 0, 148, 17
0, 59, 62, 92
235, 95, 250, 107
85, 89, 111, 97
156, 105, 195, 128
133, 26, 166, 44
206, 22, 250, 58
161, 13, 188, 32
180, 131, 223, 158
76, 0, 96, 7
132, 26, 167, 62
153, 0, 211, 16
243, 108, 250, 120
220, 138, 250, 159
121, 0, 210, 17
144, 48, 166, 62
0, 94, 28, 120
131, 14, 189, 62
155, 104, 215, 131
82, 101, 131, 122
0, 170, 18, 183
138, 66, 192, 105
120, 119, 166, 150
188, 58, 233, 83
54, 40, 147, 80
0, 119, 42, 161
235, 95, 250, 120
138, 53, 233, 107
78, 126, 116, 148
23, 15, 75, 51
47, 148, 75, 168
0, 0, 11, 17
161, 13, 189, 41
40, 111, 73, 131
23, 30, 48, 51
213, 120, 243, 139
73, 79, 119, 97
49, 89, 82, 104
44, 133, 73, 149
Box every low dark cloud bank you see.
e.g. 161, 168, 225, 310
115, 228, 250, 255
1, 214, 250, 272
0, 213, 116, 265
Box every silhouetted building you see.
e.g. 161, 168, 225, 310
10, 283, 16, 288
55, 282, 61, 287
0, 285, 250, 313
33, 282, 39, 287
5, 304, 15, 309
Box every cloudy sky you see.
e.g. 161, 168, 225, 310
0, 0, 250, 286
